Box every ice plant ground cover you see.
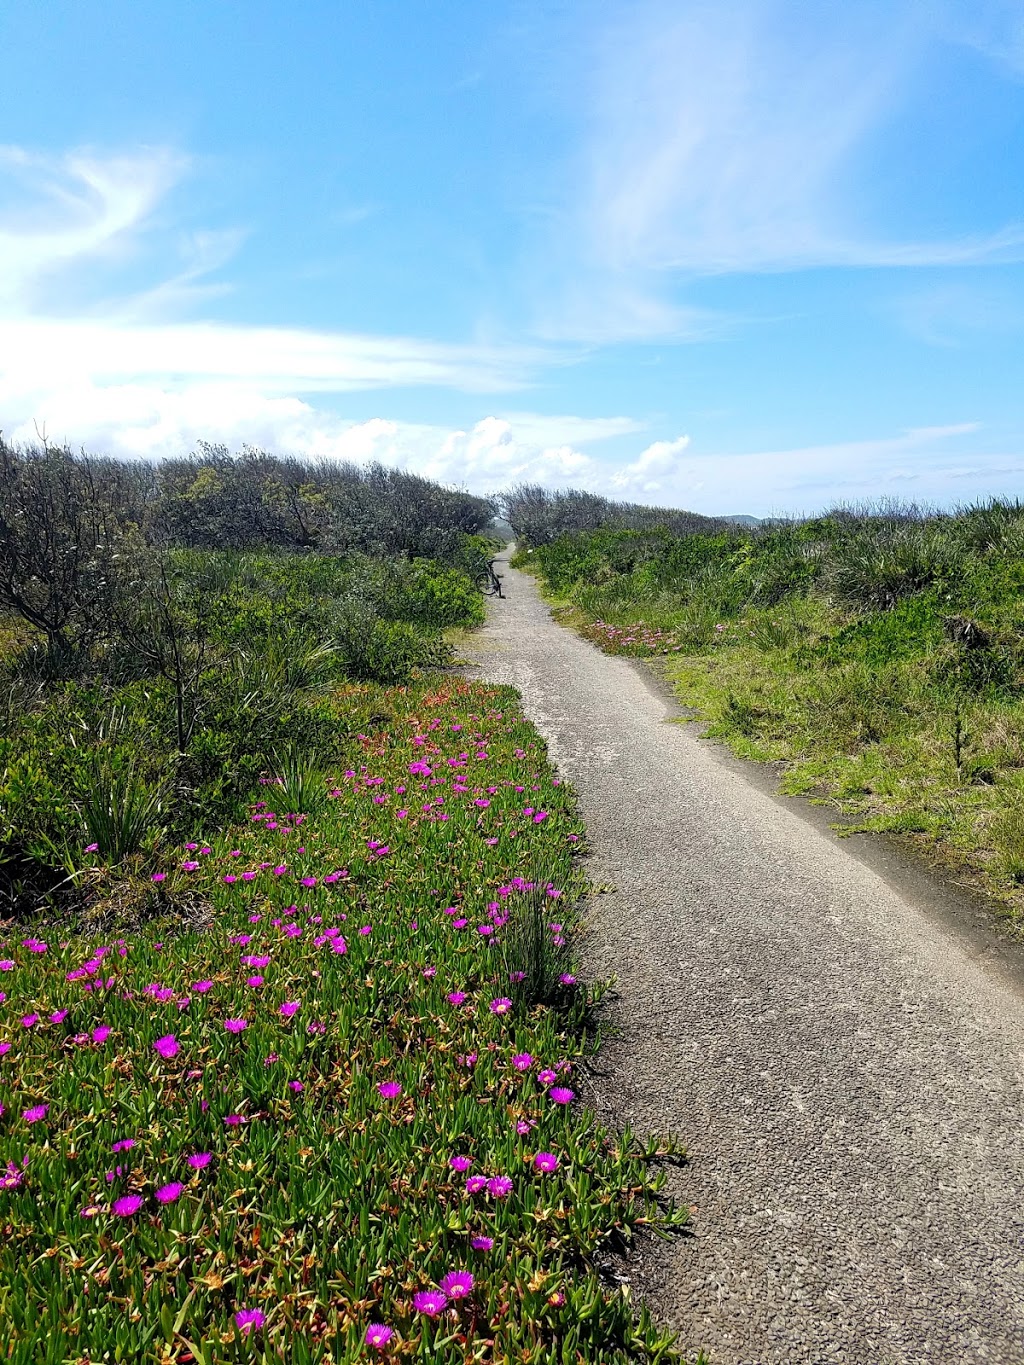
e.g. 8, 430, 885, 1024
0, 677, 692, 1363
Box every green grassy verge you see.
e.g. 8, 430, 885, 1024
518, 510, 1024, 934
0, 675, 693, 1364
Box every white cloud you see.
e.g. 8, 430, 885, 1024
533, 0, 1024, 340
0, 145, 191, 312
632, 423, 1021, 515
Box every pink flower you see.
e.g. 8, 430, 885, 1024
471, 1235, 493, 1251
449, 1155, 472, 1172
187, 1152, 212, 1169
224, 1018, 248, 1033
92, 1025, 111, 1044
537, 1069, 557, 1085
377, 1081, 402, 1099
84, 843, 99, 853
288, 1080, 303, 1093
412, 1291, 446, 1316
489, 998, 512, 1015
235, 1308, 265, 1335
151, 872, 167, 883
155, 1181, 184, 1204
365, 1323, 393, 1350
559, 974, 577, 986
49, 1009, 68, 1024
447, 992, 467, 1006
223, 1114, 245, 1126
464, 1175, 487, 1194
549, 1087, 575, 1105
439, 1271, 474, 1300
192, 980, 213, 993
153, 1035, 179, 1059
534, 1152, 559, 1173
487, 1176, 513, 1198
245, 975, 264, 987
21, 1014, 38, 1028
111, 1138, 135, 1153
331, 937, 347, 954
22, 1104, 48, 1123
511, 1053, 533, 1071
279, 1000, 301, 1017
112, 1194, 143, 1216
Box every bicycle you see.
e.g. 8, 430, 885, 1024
475, 558, 505, 598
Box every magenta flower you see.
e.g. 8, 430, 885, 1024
412, 1291, 446, 1316
22, 1104, 48, 1124
151, 871, 167, 883
559, 974, 577, 986
187, 1152, 212, 1169
377, 1081, 402, 1099
537, 1069, 557, 1085
245, 975, 264, 987
224, 1018, 248, 1033
192, 980, 213, 993
487, 1175, 513, 1198
447, 992, 467, 1006
21, 1014, 38, 1028
279, 1000, 301, 1017
153, 1034, 179, 1059
92, 1025, 111, 1044
489, 997, 512, 1015
534, 1152, 560, 1173
439, 1271, 474, 1300
223, 1114, 245, 1126
465, 1175, 487, 1194
549, 1087, 575, 1105
470, 1235, 494, 1251
330, 936, 347, 954
288, 1080, 303, 1093
449, 1155, 472, 1172
511, 1053, 533, 1071
155, 1181, 184, 1204
84, 842, 99, 853
365, 1323, 393, 1350
235, 1308, 266, 1335
112, 1194, 143, 1216
49, 1009, 68, 1024
112, 1138, 135, 1153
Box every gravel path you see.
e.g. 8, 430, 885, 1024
464, 553, 1024, 1365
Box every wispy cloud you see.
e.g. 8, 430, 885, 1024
0, 143, 555, 438
631, 422, 1020, 515
534, 0, 1024, 340
0, 145, 192, 313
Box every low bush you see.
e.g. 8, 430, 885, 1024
528, 500, 1024, 926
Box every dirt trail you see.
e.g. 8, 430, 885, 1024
465, 553, 1024, 1365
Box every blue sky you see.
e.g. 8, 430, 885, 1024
1, 0, 1023, 515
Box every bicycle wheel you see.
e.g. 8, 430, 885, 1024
474, 571, 493, 594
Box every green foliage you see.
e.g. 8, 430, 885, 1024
529, 499, 1024, 925
0, 679, 692, 1364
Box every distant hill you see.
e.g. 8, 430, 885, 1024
721, 514, 762, 526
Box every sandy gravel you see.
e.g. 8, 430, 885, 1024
464, 553, 1024, 1365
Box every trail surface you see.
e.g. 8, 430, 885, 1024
465, 554, 1024, 1365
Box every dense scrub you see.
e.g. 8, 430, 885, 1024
0, 443, 695, 1361
522, 501, 1024, 925
0, 441, 498, 918
496, 484, 724, 547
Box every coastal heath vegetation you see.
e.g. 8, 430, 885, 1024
520, 499, 1024, 929
0, 439, 697, 1362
